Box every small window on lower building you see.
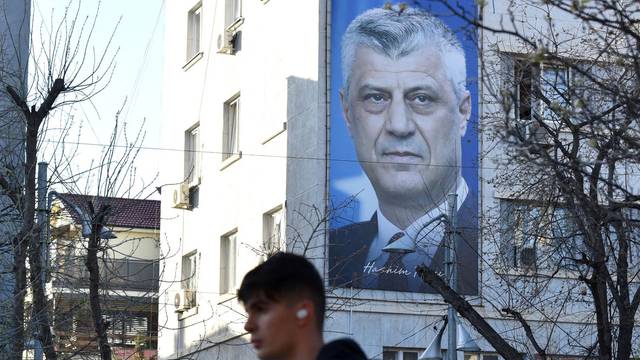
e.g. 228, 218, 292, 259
263, 206, 284, 258
184, 124, 200, 185
383, 348, 419, 360
181, 252, 198, 308
225, 0, 242, 29
223, 94, 240, 161
220, 231, 237, 294
186, 3, 202, 61
464, 353, 501, 360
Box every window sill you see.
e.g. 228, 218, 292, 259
218, 292, 238, 305
178, 305, 198, 320
261, 122, 287, 145
496, 267, 582, 279
183, 52, 203, 71
220, 151, 242, 170
225, 17, 244, 33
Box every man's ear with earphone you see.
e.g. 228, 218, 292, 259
296, 308, 308, 319
294, 302, 314, 324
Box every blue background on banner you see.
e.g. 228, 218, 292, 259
329, 0, 479, 228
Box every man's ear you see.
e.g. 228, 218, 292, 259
295, 301, 315, 327
339, 89, 353, 133
458, 90, 471, 137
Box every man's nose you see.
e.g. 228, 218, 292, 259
384, 98, 415, 137
244, 315, 256, 333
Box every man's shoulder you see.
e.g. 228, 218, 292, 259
317, 338, 367, 360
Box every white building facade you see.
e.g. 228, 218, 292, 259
158, 1, 640, 359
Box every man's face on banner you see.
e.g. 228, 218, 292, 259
341, 46, 471, 206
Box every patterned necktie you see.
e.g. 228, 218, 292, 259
378, 232, 409, 291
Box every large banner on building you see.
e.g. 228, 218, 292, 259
328, 1, 479, 295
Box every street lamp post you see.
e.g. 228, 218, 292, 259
445, 193, 458, 360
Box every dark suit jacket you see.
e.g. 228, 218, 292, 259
328, 193, 479, 295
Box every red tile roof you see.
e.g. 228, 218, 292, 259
56, 193, 160, 230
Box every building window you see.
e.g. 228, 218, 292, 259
181, 252, 198, 307
225, 0, 242, 30
540, 65, 570, 123
464, 354, 501, 360
105, 313, 150, 347
383, 348, 419, 360
220, 231, 237, 294
223, 95, 240, 161
500, 200, 584, 271
189, 186, 199, 208
515, 60, 572, 125
186, 3, 202, 61
184, 124, 200, 185
263, 206, 284, 258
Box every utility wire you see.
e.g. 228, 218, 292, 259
1, 135, 492, 170
9, 135, 640, 176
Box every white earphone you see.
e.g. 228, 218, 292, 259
296, 308, 308, 319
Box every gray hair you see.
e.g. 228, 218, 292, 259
341, 5, 467, 99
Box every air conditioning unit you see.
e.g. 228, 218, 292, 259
172, 182, 190, 209
519, 246, 537, 270
174, 289, 195, 313
216, 29, 237, 54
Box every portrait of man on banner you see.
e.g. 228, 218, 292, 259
328, 3, 479, 295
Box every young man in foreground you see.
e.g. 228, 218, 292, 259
239, 252, 367, 360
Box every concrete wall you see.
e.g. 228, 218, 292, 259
107, 227, 160, 261
0, 0, 30, 347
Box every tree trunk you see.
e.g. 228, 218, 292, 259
417, 265, 525, 360
591, 242, 612, 360
617, 307, 634, 360
86, 206, 111, 360
6, 80, 64, 360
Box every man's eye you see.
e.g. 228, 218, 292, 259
410, 94, 431, 104
364, 93, 387, 103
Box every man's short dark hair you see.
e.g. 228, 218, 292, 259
238, 252, 326, 330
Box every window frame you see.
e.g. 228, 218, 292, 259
181, 252, 198, 291
181, 251, 198, 308
220, 230, 238, 294
515, 59, 572, 125
225, 0, 243, 31
263, 206, 285, 258
464, 353, 502, 360
499, 199, 584, 272
186, 3, 202, 62
383, 347, 420, 360
184, 123, 201, 186
222, 94, 241, 162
